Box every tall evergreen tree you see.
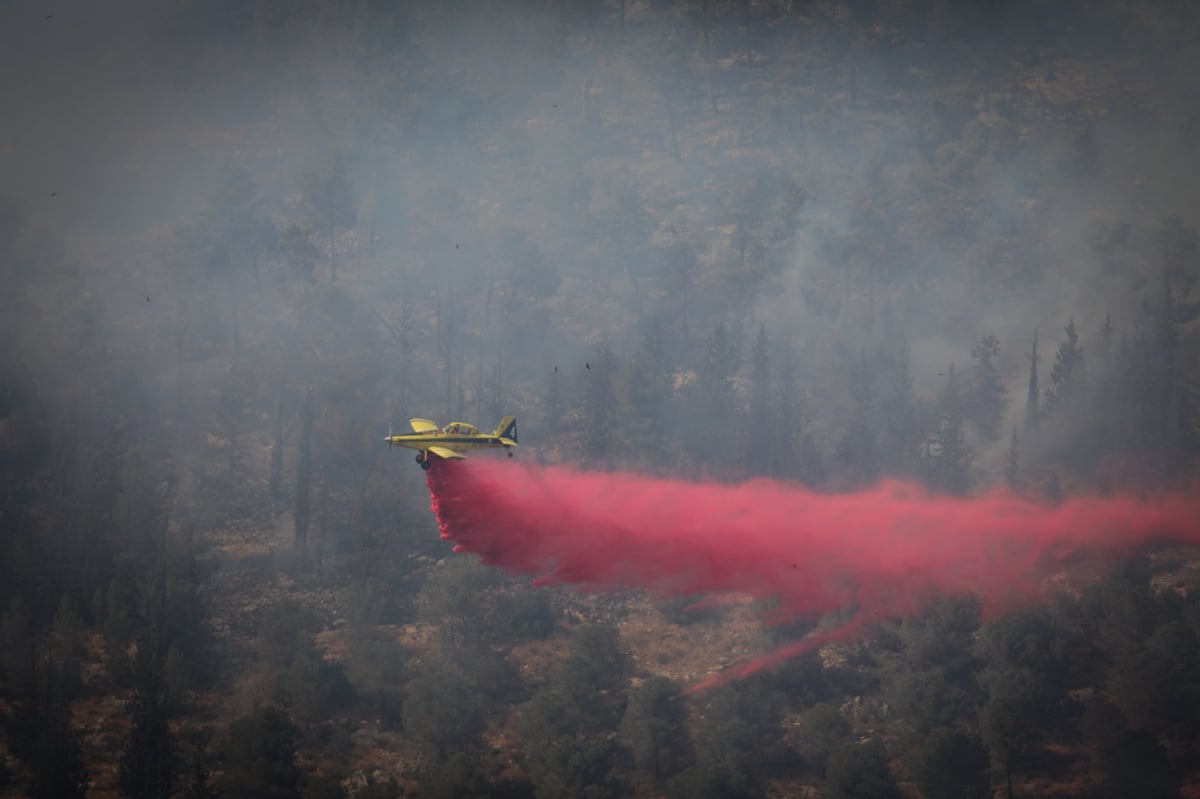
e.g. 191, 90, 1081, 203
772, 343, 820, 483
836, 352, 879, 487
1024, 329, 1039, 436
29, 698, 89, 799
978, 666, 1051, 799
220, 706, 302, 799
1090, 312, 1122, 460
1045, 318, 1086, 417
1124, 261, 1199, 469
1004, 427, 1019, 487
913, 727, 990, 799
619, 677, 694, 785
692, 678, 785, 782
402, 663, 487, 763
15, 656, 89, 799
923, 364, 974, 495
119, 632, 176, 799
824, 739, 903, 799
966, 334, 1008, 441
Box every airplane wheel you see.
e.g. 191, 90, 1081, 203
415, 452, 425, 465
508, 451, 514, 458
421, 459, 432, 471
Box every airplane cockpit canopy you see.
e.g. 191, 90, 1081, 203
443, 422, 479, 435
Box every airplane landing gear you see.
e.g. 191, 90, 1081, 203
416, 452, 431, 470
508, 450, 514, 458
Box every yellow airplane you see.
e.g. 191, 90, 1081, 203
385, 416, 518, 469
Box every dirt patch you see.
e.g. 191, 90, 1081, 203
618, 598, 769, 685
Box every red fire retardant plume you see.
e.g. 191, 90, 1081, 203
426, 460, 1200, 692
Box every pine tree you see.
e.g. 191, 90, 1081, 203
220, 707, 302, 799
913, 728, 989, 799
966, 334, 1008, 441
923, 364, 973, 495
30, 698, 89, 799
1004, 427, 1019, 487
1124, 261, 1198, 470
1024, 329, 1039, 436
824, 739, 903, 799
402, 664, 486, 763
619, 677, 693, 785
772, 345, 810, 481
1045, 318, 1086, 417
836, 351, 879, 487
119, 632, 176, 799
700, 321, 739, 420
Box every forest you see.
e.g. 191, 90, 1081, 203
1, 0, 1199, 796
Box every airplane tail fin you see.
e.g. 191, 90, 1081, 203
494, 416, 518, 445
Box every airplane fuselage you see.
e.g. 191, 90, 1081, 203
386, 433, 513, 454
385, 417, 518, 468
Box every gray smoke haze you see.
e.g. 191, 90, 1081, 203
3, 0, 1198, 489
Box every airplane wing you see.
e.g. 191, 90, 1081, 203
410, 418, 439, 433
427, 446, 467, 460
